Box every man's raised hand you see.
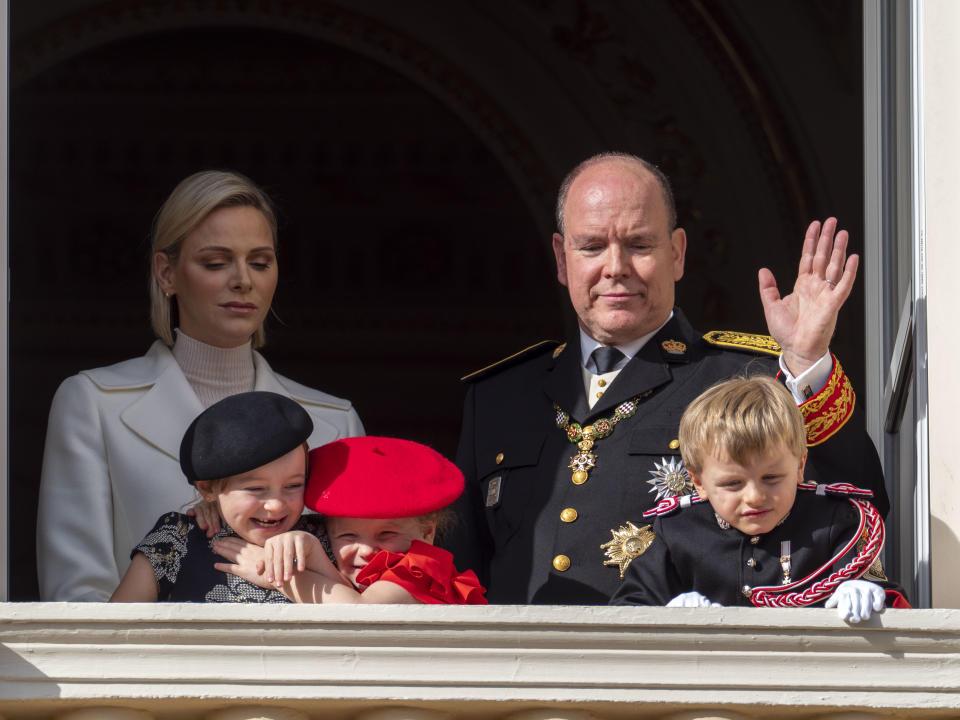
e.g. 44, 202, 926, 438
758, 218, 859, 376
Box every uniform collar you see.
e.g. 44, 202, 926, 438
577, 312, 672, 373
583, 309, 701, 419
545, 308, 701, 422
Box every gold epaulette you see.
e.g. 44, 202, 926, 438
460, 340, 562, 383
702, 330, 781, 357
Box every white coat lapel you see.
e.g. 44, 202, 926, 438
121, 357, 204, 462
252, 353, 345, 442
252, 352, 295, 396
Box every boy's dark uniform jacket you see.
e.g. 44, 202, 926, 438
609, 488, 908, 608
447, 309, 888, 604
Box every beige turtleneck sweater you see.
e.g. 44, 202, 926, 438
171, 329, 256, 408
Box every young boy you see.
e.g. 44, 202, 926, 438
609, 376, 908, 622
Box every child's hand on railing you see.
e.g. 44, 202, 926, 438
666, 591, 722, 608
826, 580, 885, 623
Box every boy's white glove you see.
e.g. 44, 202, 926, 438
666, 591, 722, 608
825, 579, 885, 623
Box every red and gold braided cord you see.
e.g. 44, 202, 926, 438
749, 498, 884, 608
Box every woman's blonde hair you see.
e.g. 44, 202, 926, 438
678, 375, 806, 474
149, 170, 278, 348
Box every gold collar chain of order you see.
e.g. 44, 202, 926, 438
554, 396, 642, 485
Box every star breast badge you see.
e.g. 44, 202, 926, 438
602, 522, 656, 578
648, 456, 694, 501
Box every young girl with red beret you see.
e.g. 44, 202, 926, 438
214, 436, 487, 605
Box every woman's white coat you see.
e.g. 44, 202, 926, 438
37, 341, 363, 601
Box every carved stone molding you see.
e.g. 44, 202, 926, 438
55, 710, 154, 720
205, 707, 307, 720
354, 710, 453, 720
1, 603, 958, 718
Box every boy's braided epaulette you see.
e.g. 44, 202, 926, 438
460, 340, 562, 383
643, 482, 873, 517
641, 482, 873, 521
702, 330, 781, 357
797, 481, 873, 499
642, 492, 707, 518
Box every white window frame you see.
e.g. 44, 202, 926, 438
1, 0, 10, 602
863, 0, 929, 607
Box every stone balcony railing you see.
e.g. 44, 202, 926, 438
0, 603, 958, 720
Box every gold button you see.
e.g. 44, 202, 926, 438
596, 391, 604, 399
742, 585, 752, 597
669, 439, 680, 450
750, 536, 759, 545
560, 507, 578, 523
495, 453, 504, 464
746, 558, 756, 568
553, 554, 571, 572
571, 470, 588, 485
598, 379, 607, 387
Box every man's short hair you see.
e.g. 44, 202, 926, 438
678, 375, 806, 475
555, 151, 677, 235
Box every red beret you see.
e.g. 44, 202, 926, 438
305, 436, 464, 518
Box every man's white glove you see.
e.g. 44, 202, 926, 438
666, 591, 722, 608
825, 579, 885, 623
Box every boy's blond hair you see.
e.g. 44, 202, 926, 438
678, 375, 806, 474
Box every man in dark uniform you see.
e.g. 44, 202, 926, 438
445, 152, 886, 604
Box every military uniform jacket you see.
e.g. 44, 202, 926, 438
447, 309, 887, 605
608, 490, 907, 608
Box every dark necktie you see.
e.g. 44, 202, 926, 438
590, 346, 625, 374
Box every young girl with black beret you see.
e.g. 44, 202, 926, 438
110, 391, 320, 603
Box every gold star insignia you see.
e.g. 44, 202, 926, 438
601, 522, 655, 578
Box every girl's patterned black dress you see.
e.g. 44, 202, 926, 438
133, 512, 323, 602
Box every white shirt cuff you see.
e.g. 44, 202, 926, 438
780, 351, 832, 404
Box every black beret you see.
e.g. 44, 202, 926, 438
179, 391, 313, 485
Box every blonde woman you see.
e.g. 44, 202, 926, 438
37, 170, 363, 601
